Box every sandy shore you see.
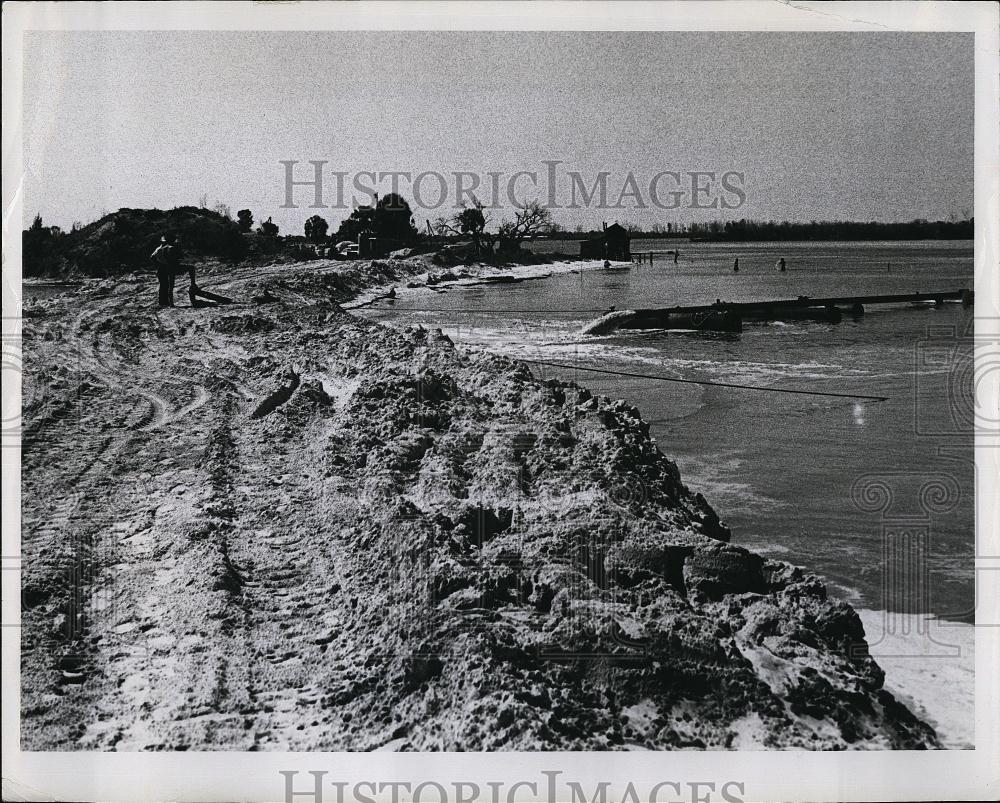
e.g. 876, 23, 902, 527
341, 256, 615, 310
19, 259, 941, 750
338, 258, 978, 751
857, 610, 974, 749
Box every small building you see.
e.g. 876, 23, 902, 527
580, 222, 631, 261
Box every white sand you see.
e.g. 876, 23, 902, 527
857, 609, 974, 749
343, 258, 612, 310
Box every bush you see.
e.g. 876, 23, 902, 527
23, 207, 249, 277
304, 215, 329, 243
22, 215, 65, 277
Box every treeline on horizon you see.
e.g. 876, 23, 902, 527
22, 202, 975, 278
610, 217, 973, 241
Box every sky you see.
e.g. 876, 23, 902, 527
22, 31, 974, 234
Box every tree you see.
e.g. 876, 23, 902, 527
23, 214, 65, 276
304, 215, 329, 243
495, 200, 553, 253
457, 204, 488, 248
335, 193, 419, 248
374, 193, 418, 243
258, 217, 279, 237
434, 199, 554, 258
336, 205, 374, 242
454, 203, 495, 255
433, 202, 495, 257
237, 209, 254, 232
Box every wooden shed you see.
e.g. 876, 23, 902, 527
580, 222, 631, 261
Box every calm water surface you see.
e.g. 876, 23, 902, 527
360, 240, 975, 621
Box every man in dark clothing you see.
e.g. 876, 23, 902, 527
154, 233, 234, 308
151, 235, 177, 306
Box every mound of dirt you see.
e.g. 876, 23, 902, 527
19, 266, 939, 751
24, 207, 248, 277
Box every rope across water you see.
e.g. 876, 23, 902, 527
520, 358, 890, 402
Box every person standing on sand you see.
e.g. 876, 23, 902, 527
674, 249, 679, 264
151, 234, 176, 307
153, 234, 232, 309
733, 257, 739, 272
778, 257, 786, 272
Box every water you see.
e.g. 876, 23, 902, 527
358, 240, 975, 622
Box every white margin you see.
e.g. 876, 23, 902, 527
2, 2, 998, 802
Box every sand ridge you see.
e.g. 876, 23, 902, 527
19, 260, 940, 750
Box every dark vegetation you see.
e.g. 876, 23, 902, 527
15, 192, 673, 279
334, 193, 420, 246
22, 208, 248, 278
26, 197, 966, 279
541, 218, 974, 242
304, 215, 329, 243
685, 217, 975, 242
433, 200, 553, 258
21, 197, 428, 278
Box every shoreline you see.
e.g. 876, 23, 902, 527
18, 261, 948, 750
341, 257, 617, 310
856, 610, 974, 750
350, 260, 975, 620
345, 261, 977, 751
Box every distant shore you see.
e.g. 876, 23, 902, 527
536, 218, 973, 243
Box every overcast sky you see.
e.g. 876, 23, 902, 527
22, 31, 974, 233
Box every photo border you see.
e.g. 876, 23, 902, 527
2, 2, 998, 801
